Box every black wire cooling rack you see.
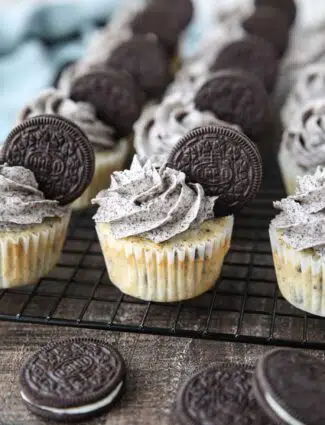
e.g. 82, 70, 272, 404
1, 165, 325, 351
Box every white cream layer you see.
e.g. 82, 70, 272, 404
265, 392, 305, 425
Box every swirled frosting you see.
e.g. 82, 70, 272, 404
272, 167, 325, 256
281, 64, 325, 127
0, 165, 68, 229
134, 92, 235, 158
280, 100, 325, 172
92, 156, 217, 243
19, 88, 116, 151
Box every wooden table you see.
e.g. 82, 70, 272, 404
1, 321, 324, 425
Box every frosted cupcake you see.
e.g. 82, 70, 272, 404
18, 89, 129, 210
93, 125, 262, 302
270, 168, 325, 316
278, 99, 325, 195
0, 115, 94, 288
134, 92, 235, 159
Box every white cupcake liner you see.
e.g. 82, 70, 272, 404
278, 143, 305, 195
270, 225, 325, 316
96, 217, 234, 302
72, 139, 129, 210
0, 214, 70, 289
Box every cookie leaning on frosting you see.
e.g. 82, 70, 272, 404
0, 115, 94, 288
92, 125, 262, 302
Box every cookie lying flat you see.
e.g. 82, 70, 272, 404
176, 364, 275, 425
20, 338, 126, 422
253, 348, 325, 425
254, 0, 296, 27
167, 125, 263, 216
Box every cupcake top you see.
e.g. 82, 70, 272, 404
0, 164, 68, 230
271, 167, 325, 256
18, 89, 117, 151
281, 64, 325, 127
280, 100, 325, 171
92, 156, 217, 243
134, 92, 229, 158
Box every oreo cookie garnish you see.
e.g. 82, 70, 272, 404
167, 126, 263, 216
253, 348, 325, 425
1, 115, 94, 205
107, 35, 171, 99
254, 0, 296, 27
211, 36, 278, 93
242, 7, 290, 58
194, 69, 270, 142
177, 365, 275, 425
20, 338, 126, 422
70, 68, 145, 137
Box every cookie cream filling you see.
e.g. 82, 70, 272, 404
271, 167, 325, 256
19, 88, 117, 151
92, 156, 217, 243
265, 392, 304, 425
21, 380, 123, 416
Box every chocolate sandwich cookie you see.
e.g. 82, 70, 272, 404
194, 69, 270, 142
70, 68, 144, 137
253, 348, 325, 425
107, 35, 171, 99
177, 365, 275, 425
242, 7, 290, 58
211, 36, 278, 93
20, 338, 126, 422
130, 0, 193, 55
167, 125, 263, 216
254, 0, 296, 27
1, 115, 94, 205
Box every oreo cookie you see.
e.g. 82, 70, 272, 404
254, 0, 296, 27
130, 0, 193, 55
194, 69, 270, 142
211, 36, 278, 93
20, 338, 126, 422
253, 348, 325, 425
166, 126, 263, 216
70, 68, 145, 137
107, 35, 171, 99
176, 365, 275, 425
1, 115, 94, 205
242, 7, 290, 58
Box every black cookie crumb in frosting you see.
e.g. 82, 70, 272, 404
254, 0, 296, 27
1, 115, 95, 206
130, 0, 193, 55
20, 338, 126, 422
53, 60, 76, 88
107, 35, 171, 99
194, 69, 270, 142
211, 36, 278, 93
177, 365, 275, 425
253, 348, 325, 425
242, 6, 290, 58
167, 125, 263, 216
70, 68, 145, 137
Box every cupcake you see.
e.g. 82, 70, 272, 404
18, 89, 129, 210
270, 167, 325, 316
0, 115, 94, 288
134, 92, 237, 159
278, 99, 325, 195
93, 125, 262, 302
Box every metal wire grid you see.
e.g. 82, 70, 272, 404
0, 168, 324, 350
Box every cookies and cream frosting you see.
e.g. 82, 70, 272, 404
19, 88, 116, 151
92, 156, 217, 243
281, 64, 325, 127
0, 165, 68, 228
134, 92, 233, 158
280, 100, 325, 172
271, 167, 325, 256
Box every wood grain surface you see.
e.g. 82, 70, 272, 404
0, 321, 324, 425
